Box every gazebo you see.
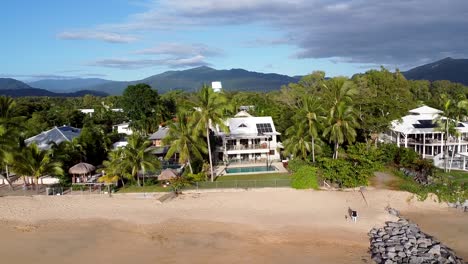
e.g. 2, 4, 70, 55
158, 169, 178, 181
69, 162, 96, 183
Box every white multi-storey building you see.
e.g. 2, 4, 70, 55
381, 105, 468, 160
215, 111, 282, 164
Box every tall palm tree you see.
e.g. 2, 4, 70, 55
164, 111, 207, 174
436, 98, 467, 172
323, 101, 359, 159
8, 143, 64, 185
0, 96, 24, 188
283, 123, 312, 160
295, 96, 324, 163
121, 133, 160, 186
102, 148, 132, 187
192, 84, 229, 182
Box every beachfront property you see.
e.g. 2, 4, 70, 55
25, 125, 81, 150
214, 110, 282, 165
381, 105, 468, 170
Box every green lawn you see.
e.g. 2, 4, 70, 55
215, 173, 291, 181
117, 185, 170, 193
435, 169, 468, 183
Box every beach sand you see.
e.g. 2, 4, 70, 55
0, 189, 466, 263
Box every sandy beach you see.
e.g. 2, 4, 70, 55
0, 189, 466, 263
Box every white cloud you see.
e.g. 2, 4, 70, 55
89, 55, 209, 69
57, 31, 138, 43
64, 0, 468, 67
133, 42, 223, 57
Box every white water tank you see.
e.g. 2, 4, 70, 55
212, 81, 222, 92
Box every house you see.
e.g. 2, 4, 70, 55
147, 126, 180, 169
25, 125, 81, 150
79, 108, 123, 116
381, 105, 468, 159
113, 122, 133, 135
214, 111, 282, 164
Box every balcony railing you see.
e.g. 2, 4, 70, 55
226, 144, 268, 151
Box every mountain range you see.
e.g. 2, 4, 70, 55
2, 58, 468, 97
401, 57, 468, 85
0, 78, 108, 97
27, 66, 301, 95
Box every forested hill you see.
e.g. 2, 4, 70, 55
0, 78, 108, 97
0, 78, 32, 90
28, 78, 112, 93
402, 57, 468, 85
26, 66, 302, 95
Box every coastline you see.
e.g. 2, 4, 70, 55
0, 189, 466, 263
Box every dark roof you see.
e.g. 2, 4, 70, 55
149, 126, 169, 140
25, 126, 81, 150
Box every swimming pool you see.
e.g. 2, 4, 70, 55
225, 166, 277, 174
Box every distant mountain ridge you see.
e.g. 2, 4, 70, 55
28, 78, 112, 93
23, 66, 302, 95
402, 57, 468, 85
0, 78, 108, 97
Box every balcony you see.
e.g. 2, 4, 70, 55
226, 144, 268, 151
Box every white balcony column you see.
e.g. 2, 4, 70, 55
404, 134, 408, 148
441, 133, 444, 155
422, 133, 426, 158
463, 156, 466, 171
397, 133, 401, 147
458, 135, 461, 154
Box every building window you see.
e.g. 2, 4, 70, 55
269, 150, 275, 155
256, 123, 273, 134
238, 123, 247, 128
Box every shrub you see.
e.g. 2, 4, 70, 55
318, 157, 371, 188
287, 159, 312, 173
291, 166, 319, 189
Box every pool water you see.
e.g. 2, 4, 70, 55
225, 166, 277, 174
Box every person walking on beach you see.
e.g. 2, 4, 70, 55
351, 210, 358, 222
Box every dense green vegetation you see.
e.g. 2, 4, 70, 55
0, 67, 467, 202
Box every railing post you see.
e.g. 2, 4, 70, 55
275, 179, 277, 188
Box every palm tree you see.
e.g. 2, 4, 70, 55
8, 143, 64, 186
323, 101, 359, 159
102, 148, 132, 187
295, 96, 324, 163
0, 96, 24, 188
283, 123, 312, 160
164, 111, 207, 174
192, 84, 229, 182
436, 98, 468, 172
121, 133, 160, 186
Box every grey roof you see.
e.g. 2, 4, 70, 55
149, 126, 169, 140
25, 126, 81, 150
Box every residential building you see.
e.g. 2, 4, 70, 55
113, 122, 133, 135
214, 111, 282, 164
381, 105, 468, 159
24, 125, 81, 150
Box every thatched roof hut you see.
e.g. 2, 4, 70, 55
158, 169, 177, 181
69, 162, 96, 175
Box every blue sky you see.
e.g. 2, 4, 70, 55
1, 0, 467, 81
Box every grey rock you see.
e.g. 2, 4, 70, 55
398, 252, 407, 258
428, 245, 441, 256
387, 247, 396, 252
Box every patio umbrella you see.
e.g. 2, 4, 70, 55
158, 169, 177, 181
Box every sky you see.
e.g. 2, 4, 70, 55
1, 0, 468, 81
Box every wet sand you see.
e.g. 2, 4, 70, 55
0, 219, 371, 264
0, 189, 465, 263
403, 210, 468, 260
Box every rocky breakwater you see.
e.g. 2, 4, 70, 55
368, 218, 465, 264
